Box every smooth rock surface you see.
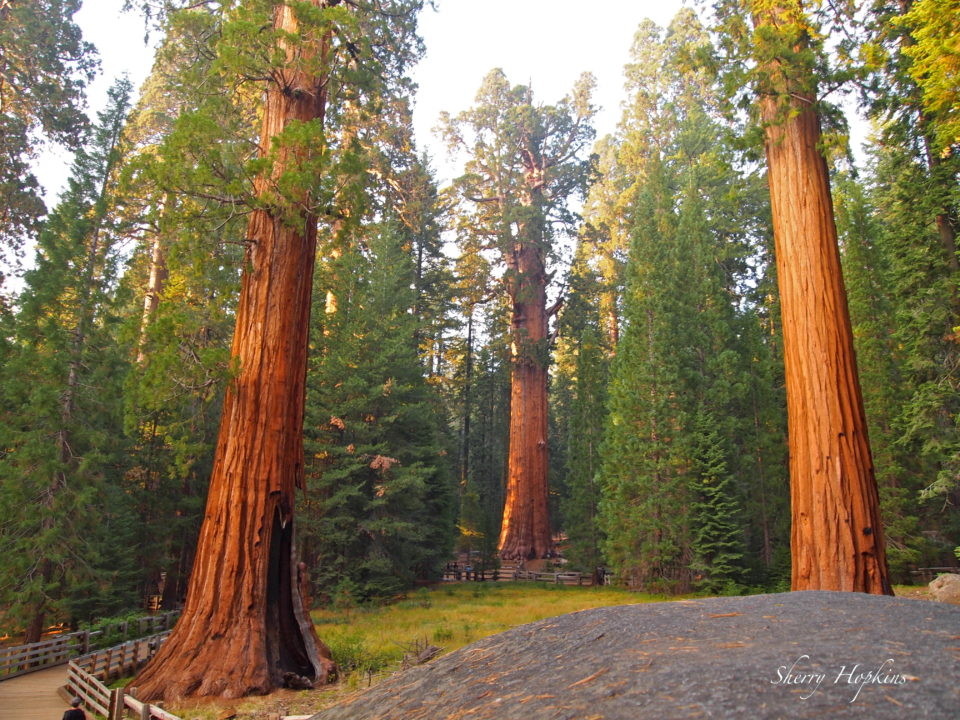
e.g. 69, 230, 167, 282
310, 591, 960, 719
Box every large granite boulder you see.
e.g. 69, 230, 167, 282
929, 573, 960, 604
311, 591, 959, 719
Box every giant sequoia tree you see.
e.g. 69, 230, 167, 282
442, 70, 594, 561
133, 0, 427, 699
748, 0, 891, 594
133, 0, 341, 700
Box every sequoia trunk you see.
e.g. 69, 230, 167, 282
132, 1, 335, 700
498, 226, 553, 561
753, 1, 891, 594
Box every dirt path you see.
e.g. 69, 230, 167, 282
0, 665, 69, 719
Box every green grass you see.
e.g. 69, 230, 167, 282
312, 582, 672, 688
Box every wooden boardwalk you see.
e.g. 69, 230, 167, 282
0, 665, 69, 719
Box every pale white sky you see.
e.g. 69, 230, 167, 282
38, 0, 691, 199
411, 0, 692, 180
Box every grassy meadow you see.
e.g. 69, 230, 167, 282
314, 582, 670, 680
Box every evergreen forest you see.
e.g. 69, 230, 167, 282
1, 0, 958, 653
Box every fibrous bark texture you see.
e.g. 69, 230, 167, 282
498, 234, 553, 561
754, 1, 892, 594
132, 1, 335, 700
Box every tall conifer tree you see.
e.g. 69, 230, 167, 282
0, 0, 96, 282
0, 79, 134, 640
747, 0, 891, 593
133, 0, 427, 700
597, 11, 779, 591
554, 243, 610, 572
302, 224, 455, 601
442, 69, 595, 561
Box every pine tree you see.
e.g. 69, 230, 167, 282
553, 244, 610, 572
0, 79, 134, 640
597, 10, 781, 592
0, 0, 96, 282
689, 409, 745, 593
302, 225, 455, 601
598, 156, 695, 591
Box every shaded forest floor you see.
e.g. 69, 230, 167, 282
166, 582, 936, 720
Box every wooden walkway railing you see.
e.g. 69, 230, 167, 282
0, 612, 179, 680
441, 565, 595, 585
67, 632, 180, 720
4, 616, 317, 720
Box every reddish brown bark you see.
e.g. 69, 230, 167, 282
753, 1, 891, 594
498, 194, 553, 561
132, 1, 335, 701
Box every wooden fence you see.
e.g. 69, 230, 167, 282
64, 631, 313, 720
0, 612, 179, 680
4, 614, 320, 720
67, 631, 180, 720
441, 565, 596, 585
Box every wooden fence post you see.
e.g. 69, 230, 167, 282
108, 688, 125, 720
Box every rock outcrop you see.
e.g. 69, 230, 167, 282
311, 591, 959, 720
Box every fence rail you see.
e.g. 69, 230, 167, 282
3, 609, 394, 719
0, 612, 179, 680
0, 635, 76, 679
67, 630, 180, 720
67, 634, 312, 720
441, 565, 596, 585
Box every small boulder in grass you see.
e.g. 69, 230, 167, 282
929, 573, 960, 604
